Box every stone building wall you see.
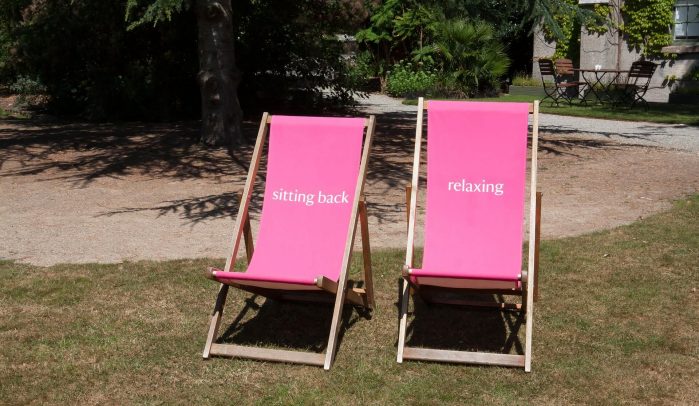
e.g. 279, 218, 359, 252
531, 1, 699, 103
531, 29, 556, 80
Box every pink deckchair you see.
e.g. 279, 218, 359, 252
203, 113, 375, 370
397, 98, 542, 371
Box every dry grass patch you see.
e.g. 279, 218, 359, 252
1, 196, 698, 404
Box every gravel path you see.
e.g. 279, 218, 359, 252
539, 114, 699, 153
357, 93, 699, 153
1, 95, 698, 266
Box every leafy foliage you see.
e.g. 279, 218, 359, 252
429, 0, 533, 75
685, 67, 699, 81
125, 0, 188, 30
421, 19, 510, 95
127, 0, 364, 111
621, 0, 674, 57
355, 0, 439, 76
540, 0, 581, 59
0, 0, 31, 83
346, 50, 379, 90
585, 4, 613, 35
230, 0, 360, 110
0, 0, 363, 119
7, 75, 46, 110
357, 1, 523, 96
532, 0, 610, 60
1, 0, 199, 119
385, 61, 438, 97
541, 0, 673, 59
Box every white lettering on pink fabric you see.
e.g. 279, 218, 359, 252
271, 188, 350, 206
447, 179, 504, 196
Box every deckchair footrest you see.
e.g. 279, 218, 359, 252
402, 347, 524, 368
209, 343, 325, 366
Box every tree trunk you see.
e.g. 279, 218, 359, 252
195, 0, 242, 147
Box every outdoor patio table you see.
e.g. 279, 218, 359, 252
574, 68, 629, 105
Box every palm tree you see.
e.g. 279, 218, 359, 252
422, 19, 510, 96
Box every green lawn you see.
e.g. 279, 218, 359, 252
2, 196, 698, 404
404, 95, 699, 126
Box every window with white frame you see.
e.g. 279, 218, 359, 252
674, 1, 699, 39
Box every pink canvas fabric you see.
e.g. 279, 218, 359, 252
410, 101, 530, 285
214, 116, 365, 286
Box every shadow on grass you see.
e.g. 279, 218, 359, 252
216, 290, 371, 353
404, 293, 525, 355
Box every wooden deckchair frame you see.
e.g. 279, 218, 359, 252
397, 98, 542, 372
203, 113, 376, 370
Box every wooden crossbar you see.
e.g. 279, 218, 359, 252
266, 116, 372, 126
423, 100, 534, 113
315, 275, 369, 307
209, 343, 325, 366
402, 347, 525, 368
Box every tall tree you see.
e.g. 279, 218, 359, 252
2, 0, 200, 120
127, 0, 242, 147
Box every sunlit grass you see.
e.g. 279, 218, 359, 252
1, 196, 698, 404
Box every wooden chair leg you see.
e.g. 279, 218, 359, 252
324, 244, 355, 370
206, 210, 252, 359
203, 284, 230, 358
359, 199, 374, 308
534, 191, 542, 302
324, 116, 375, 370
524, 102, 539, 372
524, 286, 534, 372
397, 275, 411, 363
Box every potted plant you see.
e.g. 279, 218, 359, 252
507, 73, 547, 97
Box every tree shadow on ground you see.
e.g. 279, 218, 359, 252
363, 110, 626, 224
538, 122, 667, 142
1, 108, 633, 225
0, 119, 262, 224
0, 120, 257, 184
366, 110, 627, 190
96, 190, 268, 224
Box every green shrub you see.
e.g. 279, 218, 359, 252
431, 72, 468, 98
346, 51, 377, 90
417, 19, 510, 96
9, 75, 46, 95
386, 61, 438, 97
7, 75, 46, 110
